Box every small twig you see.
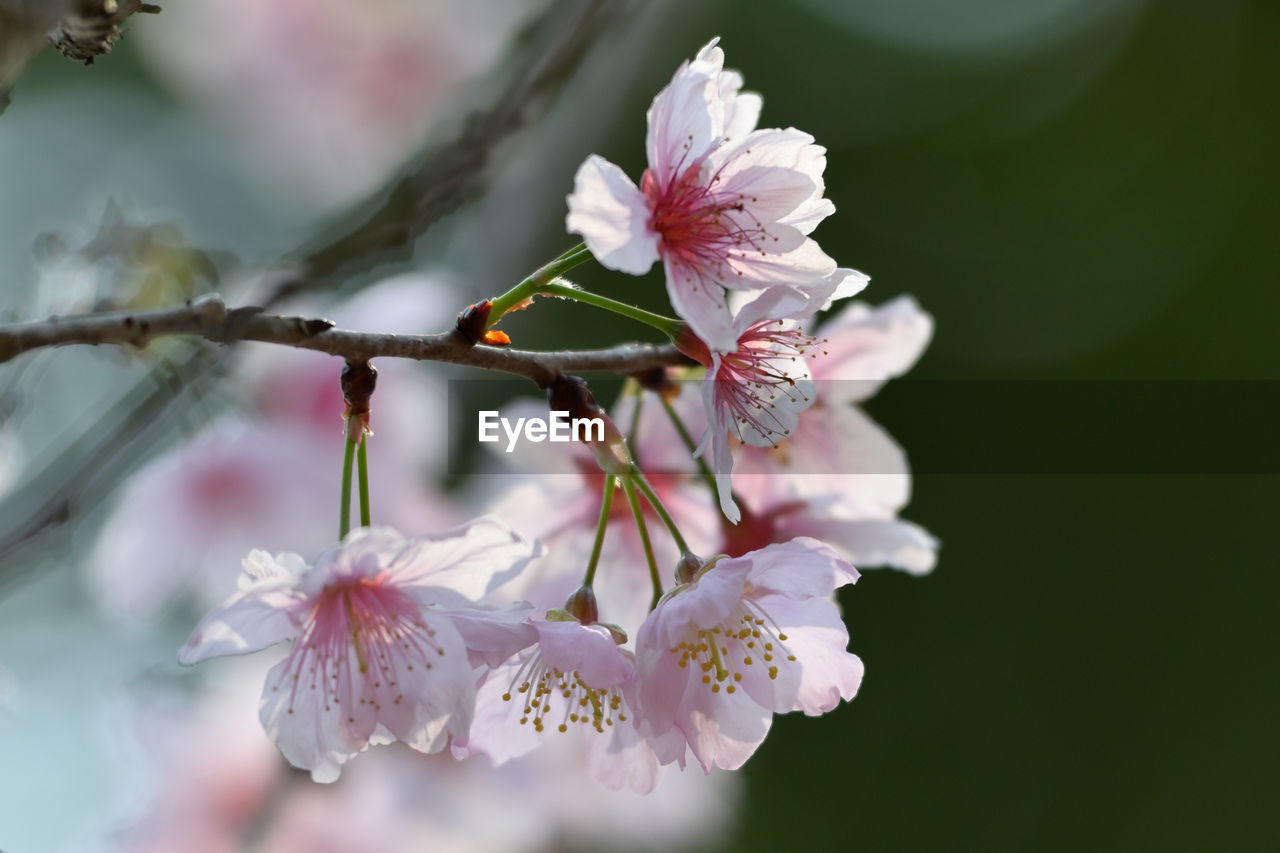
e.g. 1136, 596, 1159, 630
0, 294, 690, 388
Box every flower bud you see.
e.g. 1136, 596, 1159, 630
563, 585, 600, 625
674, 551, 705, 585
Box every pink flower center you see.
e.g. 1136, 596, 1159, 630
670, 598, 797, 693
713, 321, 822, 443
276, 574, 442, 721
501, 651, 626, 735
642, 164, 774, 278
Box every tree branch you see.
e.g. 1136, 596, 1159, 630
0, 294, 690, 388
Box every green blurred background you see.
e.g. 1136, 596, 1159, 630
3, 0, 1277, 850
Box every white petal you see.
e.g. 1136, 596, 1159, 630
788, 517, 939, 576
393, 517, 544, 604
723, 235, 837, 290
646, 48, 722, 180
664, 256, 738, 353
178, 575, 304, 665
819, 267, 871, 311
566, 155, 660, 275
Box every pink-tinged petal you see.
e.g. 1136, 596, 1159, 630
645, 48, 722, 182
535, 620, 634, 689
435, 602, 537, 668
678, 689, 773, 772
709, 128, 822, 181
664, 256, 737, 352
715, 164, 820, 229
780, 144, 836, 234
393, 517, 543, 604
812, 296, 935, 400
711, 430, 742, 524
463, 659, 544, 764
822, 267, 872, 310
719, 79, 761, 145
734, 404, 913, 518
736, 538, 859, 599
566, 155, 661, 275
722, 235, 837, 290
378, 614, 476, 753
731, 286, 817, 331
258, 655, 353, 783
785, 516, 938, 576
587, 715, 663, 793
645, 562, 752, 650
633, 627, 692, 737
758, 593, 864, 715
178, 556, 307, 665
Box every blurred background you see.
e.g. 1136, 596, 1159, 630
1, 0, 1277, 850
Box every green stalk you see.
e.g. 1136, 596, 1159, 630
539, 281, 681, 339
356, 435, 372, 528
630, 466, 691, 555
338, 420, 357, 539
582, 474, 616, 588
487, 243, 594, 326
622, 477, 664, 611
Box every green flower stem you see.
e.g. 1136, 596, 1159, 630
487, 243, 594, 326
622, 477, 663, 611
339, 420, 357, 539
356, 435, 372, 528
626, 381, 645, 466
582, 474, 616, 588
658, 392, 721, 506
539, 281, 681, 339
630, 465, 691, 556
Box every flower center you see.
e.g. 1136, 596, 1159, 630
714, 320, 824, 444
670, 599, 797, 693
502, 652, 626, 735
642, 164, 775, 275
276, 575, 443, 721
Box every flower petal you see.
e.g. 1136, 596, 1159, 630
393, 517, 544, 604
566, 155, 660, 275
178, 555, 306, 665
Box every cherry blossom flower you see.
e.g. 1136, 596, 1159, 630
463, 606, 672, 793
633, 538, 863, 773
178, 521, 541, 782
675, 283, 833, 524
566, 38, 836, 352
728, 295, 938, 573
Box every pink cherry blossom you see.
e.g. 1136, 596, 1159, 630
566, 38, 836, 352
178, 521, 541, 782
728, 295, 938, 573
464, 612, 672, 793
633, 538, 863, 773
676, 285, 830, 525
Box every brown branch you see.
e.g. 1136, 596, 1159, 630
0, 295, 689, 388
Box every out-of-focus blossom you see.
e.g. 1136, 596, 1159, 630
135, 0, 539, 212
634, 538, 863, 772
179, 522, 541, 782
567, 38, 836, 352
